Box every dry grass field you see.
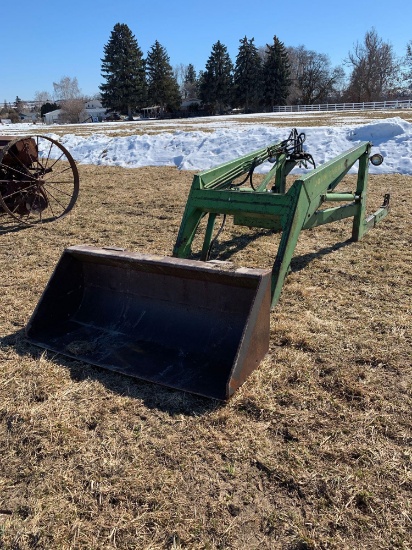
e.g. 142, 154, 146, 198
0, 118, 411, 549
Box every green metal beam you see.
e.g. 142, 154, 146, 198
303, 203, 358, 229
173, 137, 389, 309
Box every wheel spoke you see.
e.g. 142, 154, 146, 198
39, 150, 66, 173
0, 135, 79, 225
38, 136, 53, 172
8, 201, 23, 215
0, 162, 37, 182
1, 181, 40, 200
41, 186, 69, 212
40, 165, 74, 182
42, 182, 76, 199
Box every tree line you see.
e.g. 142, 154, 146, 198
3, 24, 412, 122
99, 24, 410, 118
98, 24, 311, 117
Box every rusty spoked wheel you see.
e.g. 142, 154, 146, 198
0, 135, 79, 225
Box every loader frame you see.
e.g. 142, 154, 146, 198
26, 133, 391, 400
173, 139, 390, 308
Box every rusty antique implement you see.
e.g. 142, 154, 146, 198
26, 130, 389, 399
0, 135, 79, 225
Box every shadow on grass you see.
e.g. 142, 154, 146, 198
200, 228, 273, 261
0, 329, 222, 417
0, 214, 66, 235
198, 227, 353, 273
290, 238, 353, 273
0, 219, 29, 235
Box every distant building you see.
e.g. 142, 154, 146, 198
19, 111, 38, 122
43, 109, 61, 124
140, 106, 163, 119
43, 100, 107, 124
83, 100, 107, 121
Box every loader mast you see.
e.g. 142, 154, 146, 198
173, 132, 389, 308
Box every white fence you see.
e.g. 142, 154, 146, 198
273, 100, 412, 113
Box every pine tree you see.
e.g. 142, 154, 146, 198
100, 23, 147, 120
146, 41, 181, 112
263, 36, 291, 108
234, 36, 262, 112
199, 41, 234, 114
14, 96, 23, 110
40, 102, 60, 117
405, 41, 412, 87
183, 64, 198, 99
185, 64, 197, 84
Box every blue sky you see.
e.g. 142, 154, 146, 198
3, 0, 412, 103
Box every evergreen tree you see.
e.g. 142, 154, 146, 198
100, 23, 147, 120
405, 41, 412, 87
40, 102, 59, 117
199, 41, 234, 113
14, 96, 23, 110
185, 64, 197, 84
146, 41, 181, 112
234, 36, 262, 112
183, 64, 198, 99
263, 36, 291, 108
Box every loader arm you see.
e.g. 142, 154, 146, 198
173, 138, 389, 308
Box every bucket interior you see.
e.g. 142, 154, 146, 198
27, 246, 271, 399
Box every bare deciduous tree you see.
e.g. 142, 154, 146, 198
58, 98, 87, 123
34, 90, 52, 104
53, 76, 85, 123
173, 63, 187, 91
345, 28, 399, 102
53, 76, 82, 101
288, 46, 343, 104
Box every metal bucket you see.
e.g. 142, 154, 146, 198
26, 246, 271, 400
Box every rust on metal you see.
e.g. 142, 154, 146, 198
0, 134, 79, 225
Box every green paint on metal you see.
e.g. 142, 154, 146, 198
173, 133, 390, 309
